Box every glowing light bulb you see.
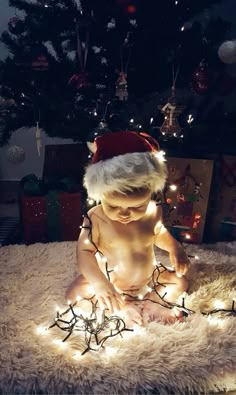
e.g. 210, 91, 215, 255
187, 114, 194, 124
87, 198, 95, 206
214, 300, 225, 310
53, 339, 67, 348
181, 26, 185, 31
146, 201, 157, 215
130, 118, 134, 123
169, 184, 177, 191
36, 326, 48, 335
185, 234, 191, 240
162, 132, 166, 136
105, 346, 117, 356
87, 285, 95, 295
155, 150, 166, 162
150, 117, 154, 124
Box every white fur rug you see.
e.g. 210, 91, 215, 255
0, 241, 236, 395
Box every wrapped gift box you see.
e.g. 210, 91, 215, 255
21, 191, 82, 244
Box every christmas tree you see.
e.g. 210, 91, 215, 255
0, 0, 235, 154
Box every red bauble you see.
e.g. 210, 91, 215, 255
31, 45, 49, 71
8, 16, 24, 35
68, 72, 91, 90
191, 64, 213, 95
217, 72, 236, 96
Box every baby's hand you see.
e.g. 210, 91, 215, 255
93, 280, 123, 314
169, 247, 190, 278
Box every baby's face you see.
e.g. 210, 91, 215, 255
101, 189, 152, 224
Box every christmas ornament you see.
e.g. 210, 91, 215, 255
158, 88, 185, 138
31, 45, 49, 71
8, 16, 24, 35
6, 145, 25, 164
70, 23, 91, 90
68, 72, 90, 90
115, 71, 128, 101
218, 40, 236, 64
191, 63, 213, 95
36, 122, 42, 156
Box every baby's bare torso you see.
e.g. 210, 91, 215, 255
91, 204, 161, 292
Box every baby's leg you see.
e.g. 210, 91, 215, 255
143, 271, 189, 323
120, 301, 144, 327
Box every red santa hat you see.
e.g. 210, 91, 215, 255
84, 131, 167, 200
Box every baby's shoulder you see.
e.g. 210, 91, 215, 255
149, 200, 163, 218
86, 204, 104, 224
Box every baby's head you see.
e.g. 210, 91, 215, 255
84, 131, 167, 203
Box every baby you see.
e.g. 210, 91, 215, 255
66, 131, 190, 325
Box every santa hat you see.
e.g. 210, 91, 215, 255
84, 131, 167, 200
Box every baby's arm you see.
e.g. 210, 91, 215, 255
154, 206, 190, 277
77, 211, 123, 312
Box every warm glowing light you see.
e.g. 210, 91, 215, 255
169, 184, 177, 191
53, 339, 67, 348
72, 352, 83, 360
87, 198, 95, 206
101, 256, 107, 264
155, 150, 166, 162
87, 285, 95, 294
146, 201, 157, 215
214, 300, 225, 310
36, 326, 48, 335
207, 316, 225, 328
185, 234, 191, 240
84, 239, 90, 244
187, 114, 194, 124
105, 346, 117, 356
195, 255, 199, 260
166, 198, 172, 204
138, 294, 144, 300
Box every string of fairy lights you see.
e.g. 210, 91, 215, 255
36, 204, 235, 356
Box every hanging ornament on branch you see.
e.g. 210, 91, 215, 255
31, 44, 49, 72
218, 40, 236, 64
8, 16, 24, 35
6, 145, 25, 164
68, 22, 91, 91
115, 32, 133, 101
158, 66, 185, 138
191, 60, 214, 96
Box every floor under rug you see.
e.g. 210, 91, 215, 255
0, 241, 236, 394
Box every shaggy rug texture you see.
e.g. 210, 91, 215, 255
0, 241, 236, 395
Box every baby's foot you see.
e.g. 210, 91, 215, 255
143, 300, 184, 324
120, 303, 143, 327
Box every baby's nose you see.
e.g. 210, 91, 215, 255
119, 208, 130, 217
